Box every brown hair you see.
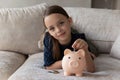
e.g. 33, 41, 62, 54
43, 5, 70, 60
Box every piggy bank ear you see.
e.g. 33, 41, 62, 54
64, 49, 71, 55
77, 49, 85, 57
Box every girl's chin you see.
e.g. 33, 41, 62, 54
58, 35, 67, 40
59, 38, 69, 43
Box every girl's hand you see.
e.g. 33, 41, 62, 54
72, 39, 88, 51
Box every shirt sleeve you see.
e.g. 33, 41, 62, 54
74, 33, 87, 41
43, 33, 56, 67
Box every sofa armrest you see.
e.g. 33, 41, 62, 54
0, 51, 27, 80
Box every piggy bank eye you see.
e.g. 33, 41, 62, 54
68, 57, 71, 59
79, 57, 81, 60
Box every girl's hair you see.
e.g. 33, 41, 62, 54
43, 5, 70, 60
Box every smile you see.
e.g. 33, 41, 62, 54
58, 32, 65, 37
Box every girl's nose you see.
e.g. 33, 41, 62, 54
55, 27, 61, 33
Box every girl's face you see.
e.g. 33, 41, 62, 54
44, 13, 72, 45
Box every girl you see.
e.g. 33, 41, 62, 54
43, 5, 96, 72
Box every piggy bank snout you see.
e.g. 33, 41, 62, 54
69, 60, 80, 68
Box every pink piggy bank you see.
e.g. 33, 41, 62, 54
62, 49, 86, 77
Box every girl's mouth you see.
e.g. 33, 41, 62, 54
58, 32, 65, 37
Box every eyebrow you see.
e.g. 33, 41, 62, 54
56, 19, 65, 24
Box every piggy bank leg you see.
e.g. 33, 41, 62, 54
64, 72, 71, 76
75, 73, 83, 77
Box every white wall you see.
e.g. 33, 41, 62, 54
0, 0, 91, 8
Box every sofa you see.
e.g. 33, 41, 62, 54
0, 3, 120, 80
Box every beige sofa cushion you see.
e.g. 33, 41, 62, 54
64, 7, 120, 53
0, 51, 27, 80
0, 3, 48, 54
8, 52, 44, 80
8, 53, 120, 80
110, 35, 120, 59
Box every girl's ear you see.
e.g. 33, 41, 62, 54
68, 17, 73, 25
64, 49, 71, 55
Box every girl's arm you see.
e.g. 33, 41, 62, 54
45, 60, 62, 70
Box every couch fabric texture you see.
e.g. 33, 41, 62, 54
0, 3, 120, 80
110, 34, 120, 59
0, 3, 47, 54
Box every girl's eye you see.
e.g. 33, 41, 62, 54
57, 21, 65, 27
59, 21, 64, 25
49, 27, 54, 31
58, 21, 65, 27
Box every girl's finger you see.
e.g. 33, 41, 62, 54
72, 39, 82, 49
